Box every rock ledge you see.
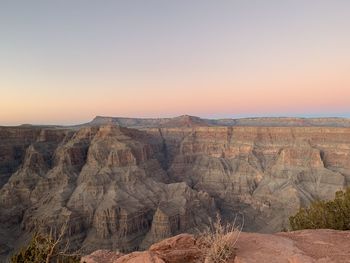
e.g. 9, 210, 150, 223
81, 229, 350, 263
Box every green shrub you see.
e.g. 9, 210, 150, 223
289, 188, 350, 231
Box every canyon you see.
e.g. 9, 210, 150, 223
1, 115, 350, 261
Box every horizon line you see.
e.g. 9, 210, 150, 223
2, 114, 350, 127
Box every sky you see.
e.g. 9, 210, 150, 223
1, 0, 350, 125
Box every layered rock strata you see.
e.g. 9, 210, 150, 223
145, 126, 350, 232
1, 119, 350, 260
0, 125, 216, 261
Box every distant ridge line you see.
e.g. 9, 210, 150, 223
3, 115, 350, 128
85, 115, 350, 128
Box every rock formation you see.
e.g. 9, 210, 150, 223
1, 116, 350, 261
81, 230, 350, 263
87, 115, 350, 128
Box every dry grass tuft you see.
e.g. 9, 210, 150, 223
198, 214, 243, 263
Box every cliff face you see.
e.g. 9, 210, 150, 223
1, 121, 350, 259
149, 126, 350, 232
0, 127, 62, 188
0, 125, 216, 260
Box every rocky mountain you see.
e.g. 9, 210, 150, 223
1, 116, 350, 261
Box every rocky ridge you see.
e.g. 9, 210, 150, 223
87, 115, 350, 128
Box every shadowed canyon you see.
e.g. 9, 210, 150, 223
1, 115, 350, 261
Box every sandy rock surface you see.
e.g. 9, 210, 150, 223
235, 229, 350, 263
80, 249, 124, 263
81, 230, 350, 263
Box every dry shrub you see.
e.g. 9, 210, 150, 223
199, 214, 243, 263
11, 220, 82, 263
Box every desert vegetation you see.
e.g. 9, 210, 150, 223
289, 188, 350, 231
10, 222, 81, 263
198, 214, 243, 263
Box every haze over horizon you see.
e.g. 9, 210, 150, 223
1, 0, 350, 125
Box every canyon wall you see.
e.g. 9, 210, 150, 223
1, 120, 350, 260
0, 125, 215, 261
146, 126, 350, 232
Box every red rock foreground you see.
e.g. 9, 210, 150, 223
81, 230, 350, 263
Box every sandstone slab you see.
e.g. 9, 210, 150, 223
81, 249, 124, 263
82, 230, 350, 263
234, 229, 350, 263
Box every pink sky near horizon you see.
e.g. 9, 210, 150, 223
1, 1, 350, 125
2, 67, 349, 125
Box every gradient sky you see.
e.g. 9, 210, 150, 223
1, 0, 350, 125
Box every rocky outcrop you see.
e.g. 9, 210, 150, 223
81, 233, 202, 263
1, 117, 350, 260
148, 234, 201, 263
81, 230, 350, 263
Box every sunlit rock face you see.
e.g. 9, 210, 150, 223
146, 126, 350, 232
0, 125, 216, 260
1, 117, 350, 260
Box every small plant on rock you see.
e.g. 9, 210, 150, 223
199, 214, 243, 263
10, 221, 81, 263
